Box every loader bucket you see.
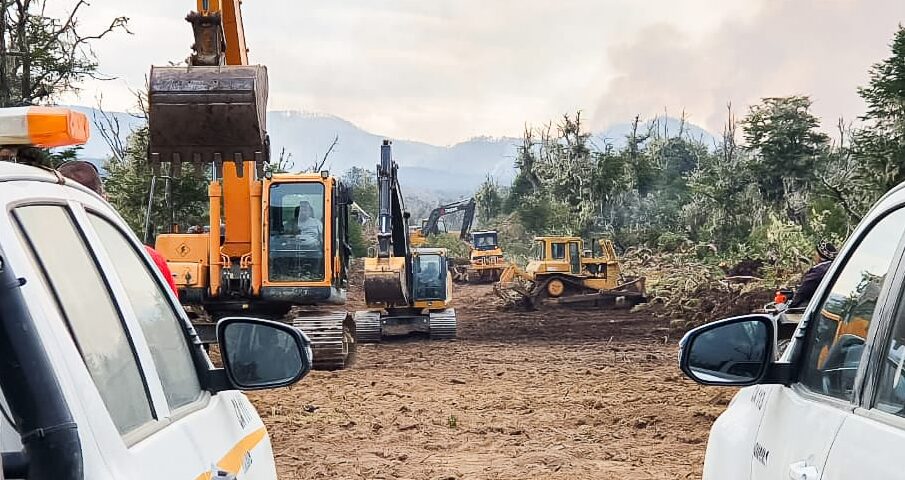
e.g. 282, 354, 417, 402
148, 65, 270, 174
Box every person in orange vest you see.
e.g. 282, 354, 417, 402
57, 160, 179, 297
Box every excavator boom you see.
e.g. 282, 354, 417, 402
147, 2, 358, 370
422, 198, 476, 239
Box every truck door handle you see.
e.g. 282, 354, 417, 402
211, 466, 237, 480
789, 461, 819, 480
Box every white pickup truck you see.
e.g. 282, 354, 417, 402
0, 162, 312, 480
680, 180, 905, 479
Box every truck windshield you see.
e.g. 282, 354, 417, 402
413, 254, 446, 300
268, 182, 326, 282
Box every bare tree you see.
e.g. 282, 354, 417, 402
306, 134, 338, 173
0, 0, 129, 106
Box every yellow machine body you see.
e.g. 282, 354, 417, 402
496, 236, 645, 308
155, 173, 348, 305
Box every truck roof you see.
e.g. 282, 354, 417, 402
0, 161, 61, 182
0, 161, 104, 200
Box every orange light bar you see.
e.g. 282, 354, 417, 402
0, 106, 90, 148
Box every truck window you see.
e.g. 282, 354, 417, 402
88, 214, 203, 411
551, 243, 566, 260
875, 306, 905, 416
13, 205, 153, 436
798, 207, 905, 401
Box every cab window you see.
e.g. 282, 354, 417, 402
14, 205, 154, 436
551, 242, 566, 260
88, 214, 203, 411
798, 207, 905, 401
268, 182, 325, 282
532, 240, 546, 261
413, 254, 445, 300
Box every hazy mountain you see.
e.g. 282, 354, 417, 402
71, 106, 715, 195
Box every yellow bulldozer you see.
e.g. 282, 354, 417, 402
495, 236, 646, 309
462, 230, 507, 283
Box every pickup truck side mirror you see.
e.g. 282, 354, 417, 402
216, 317, 312, 391
679, 315, 775, 386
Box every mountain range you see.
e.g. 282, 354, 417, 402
70, 106, 716, 196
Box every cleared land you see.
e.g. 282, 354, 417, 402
249, 284, 730, 479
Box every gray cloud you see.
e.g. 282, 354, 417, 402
591, 0, 904, 135
57, 0, 902, 144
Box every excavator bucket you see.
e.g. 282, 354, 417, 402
148, 65, 269, 175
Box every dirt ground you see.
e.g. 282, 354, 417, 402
248, 284, 732, 479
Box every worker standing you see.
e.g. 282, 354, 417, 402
789, 242, 838, 308
57, 160, 179, 297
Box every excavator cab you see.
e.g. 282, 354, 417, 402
266, 182, 326, 282
264, 174, 352, 304
471, 231, 499, 251
412, 249, 450, 304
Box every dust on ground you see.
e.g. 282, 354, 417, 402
248, 284, 731, 479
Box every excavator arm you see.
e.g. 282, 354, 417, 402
364, 141, 412, 307
422, 198, 476, 240
192, 0, 248, 65
148, 1, 268, 299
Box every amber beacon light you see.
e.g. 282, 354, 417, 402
0, 106, 90, 147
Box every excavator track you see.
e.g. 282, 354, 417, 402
429, 309, 457, 340
353, 311, 383, 343
292, 312, 354, 370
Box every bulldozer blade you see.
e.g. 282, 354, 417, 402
148, 65, 270, 173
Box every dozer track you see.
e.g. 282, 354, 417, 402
496, 274, 646, 310
353, 311, 382, 343
293, 312, 354, 370
428, 309, 457, 340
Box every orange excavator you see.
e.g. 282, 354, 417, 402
147, 0, 358, 369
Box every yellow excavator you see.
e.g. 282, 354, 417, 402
495, 236, 646, 309
409, 198, 476, 248
409, 198, 507, 283
354, 141, 457, 341
147, 0, 357, 369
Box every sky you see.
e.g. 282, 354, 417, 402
55, 0, 903, 145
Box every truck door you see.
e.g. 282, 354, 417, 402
821, 233, 905, 480
749, 207, 905, 480
83, 208, 280, 480
11, 201, 200, 479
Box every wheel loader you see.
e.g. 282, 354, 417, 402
146, 0, 357, 370
495, 236, 646, 309
353, 141, 457, 341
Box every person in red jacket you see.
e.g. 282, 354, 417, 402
57, 161, 179, 297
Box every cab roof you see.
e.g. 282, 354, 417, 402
413, 247, 447, 255
534, 236, 581, 242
